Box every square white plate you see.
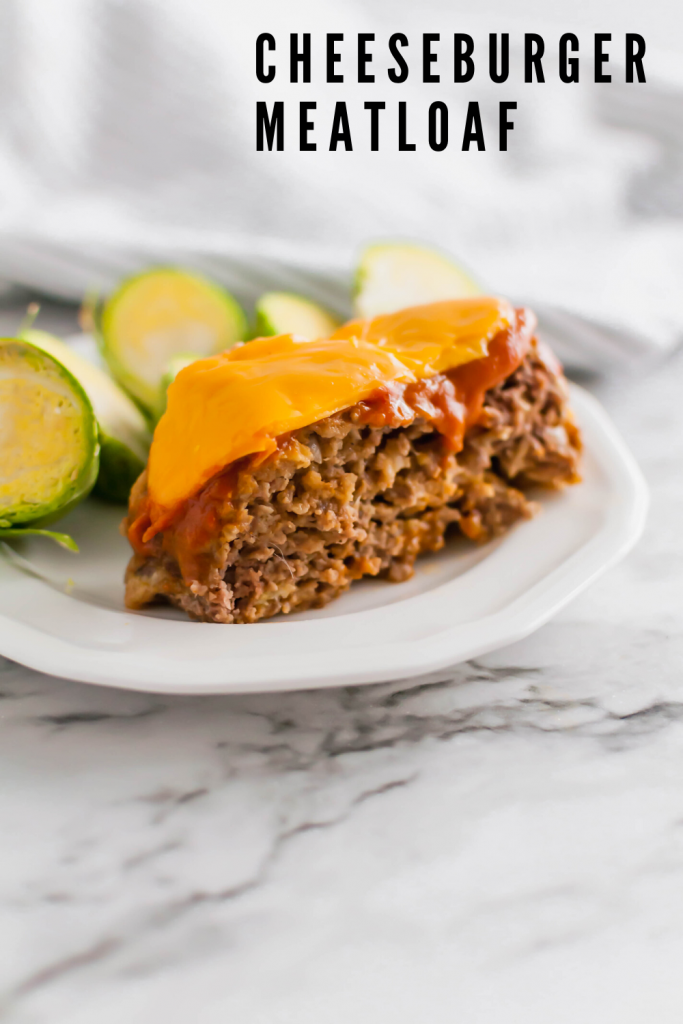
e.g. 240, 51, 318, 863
0, 385, 647, 694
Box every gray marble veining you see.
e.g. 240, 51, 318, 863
0, 337, 682, 1022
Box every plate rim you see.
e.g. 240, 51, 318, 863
0, 385, 649, 694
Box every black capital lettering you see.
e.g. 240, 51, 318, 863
326, 33, 343, 83
499, 101, 516, 151
299, 101, 316, 150
595, 34, 611, 82
462, 101, 485, 151
559, 33, 579, 83
454, 34, 474, 83
329, 102, 353, 151
398, 101, 416, 150
365, 101, 385, 151
428, 101, 448, 151
256, 101, 284, 151
626, 34, 646, 83
289, 33, 311, 83
256, 33, 276, 84
389, 33, 409, 83
524, 34, 545, 83
489, 33, 509, 83
423, 34, 440, 83
358, 33, 375, 83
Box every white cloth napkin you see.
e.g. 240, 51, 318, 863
0, 0, 681, 372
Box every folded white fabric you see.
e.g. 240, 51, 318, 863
0, 0, 681, 373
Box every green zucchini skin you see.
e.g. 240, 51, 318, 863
99, 268, 247, 415
254, 292, 340, 340
22, 328, 150, 505
93, 431, 145, 504
0, 338, 100, 528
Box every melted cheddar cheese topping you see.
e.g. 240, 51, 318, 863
147, 297, 513, 518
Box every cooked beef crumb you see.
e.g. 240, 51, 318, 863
124, 339, 581, 623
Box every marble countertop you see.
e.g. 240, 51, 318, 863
1, 303, 682, 1023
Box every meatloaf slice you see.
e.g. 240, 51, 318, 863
124, 337, 580, 623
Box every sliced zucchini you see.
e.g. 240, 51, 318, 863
93, 434, 144, 504
22, 329, 151, 503
254, 292, 339, 340
99, 268, 247, 415
0, 338, 99, 528
158, 352, 203, 416
354, 243, 481, 318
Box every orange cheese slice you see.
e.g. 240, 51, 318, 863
147, 297, 513, 517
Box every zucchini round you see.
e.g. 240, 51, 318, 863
0, 339, 99, 527
354, 243, 481, 319
100, 268, 247, 414
255, 292, 339, 340
22, 328, 150, 503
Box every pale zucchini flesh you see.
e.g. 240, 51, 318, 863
22, 328, 150, 502
100, 269, 247, 414
354, 243, 481, 319
255, 292, 339, 340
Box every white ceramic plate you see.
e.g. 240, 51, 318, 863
0, 385, 647, 694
